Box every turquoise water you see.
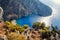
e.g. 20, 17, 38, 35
16, 14, 39, 27
16, 14, 60, 29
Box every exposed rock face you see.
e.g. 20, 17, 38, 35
0, 7, 3, 20
0, 0, 52, 21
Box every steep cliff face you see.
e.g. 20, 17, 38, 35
0, 0, 52, 21
0, 7, 3, 19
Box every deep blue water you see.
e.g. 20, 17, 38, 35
16, 14, 39, 27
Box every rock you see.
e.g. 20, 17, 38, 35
0, 0, 52, 21
0, 7, 3, 20
11, 20, 17, 25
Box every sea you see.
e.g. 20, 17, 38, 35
16, 14, 39, 27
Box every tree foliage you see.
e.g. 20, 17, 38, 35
5, 21, 24, 33
4, 21, 60, 40
23, 24, 29, 29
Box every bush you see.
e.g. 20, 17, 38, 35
8, 32, 27, 40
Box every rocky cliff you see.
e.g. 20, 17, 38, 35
0, 0, 52, 21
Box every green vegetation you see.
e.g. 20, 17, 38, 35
0, 21, 60, 40
23, 24, 29, 29
5, 21, 25, 33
